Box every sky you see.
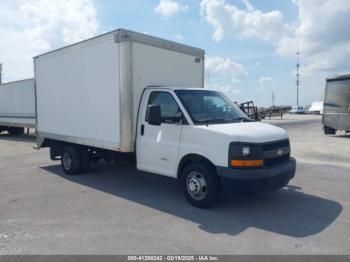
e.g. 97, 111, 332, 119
1, 0, 350, 107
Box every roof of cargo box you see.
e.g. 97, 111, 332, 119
147, 87, 227, 93
0, 78, 34, 87
327, 74, 350, 82
34, 28, 205, 59
148, 86, 205, 91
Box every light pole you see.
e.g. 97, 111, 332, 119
0, 63, 3, 84
296, 52, 300, 107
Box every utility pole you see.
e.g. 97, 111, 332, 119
0, 63, 3, 84
296, 51, 300, 107
272, 91, 275, 107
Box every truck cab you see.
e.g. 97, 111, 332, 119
136, 87, 296, 207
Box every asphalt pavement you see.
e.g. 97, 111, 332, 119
0, 114, 349, 254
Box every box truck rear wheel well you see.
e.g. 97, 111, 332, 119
48, 139, 136, 166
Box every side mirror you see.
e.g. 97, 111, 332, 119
174, 111, 184, 124
148, 104, 162, 126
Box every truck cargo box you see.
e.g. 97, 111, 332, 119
0, 78, 36, 129
35, 29, 205, 152
323, 74, 350, 132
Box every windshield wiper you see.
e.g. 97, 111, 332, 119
196, 117, 253, 125
231, 117, 253, 122
196, 118, 229, 125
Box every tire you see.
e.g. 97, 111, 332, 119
8, 127, 25, 136
181, 162, 221, 208
61, 145, 83, 175
324, 126, 336, 135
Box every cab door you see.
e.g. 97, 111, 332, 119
136, 90, 183, 177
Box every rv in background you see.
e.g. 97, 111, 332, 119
289, 105, 305, 114
323, 74, 350, 135
0, 79, 36, 135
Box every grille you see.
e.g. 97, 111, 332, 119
264, 154, 290, 167
262, 139, 290, 152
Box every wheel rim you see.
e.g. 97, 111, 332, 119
187, 171, 207, 200
63, 151, 72, 171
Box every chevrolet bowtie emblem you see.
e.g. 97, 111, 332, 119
277, 148, 284, 156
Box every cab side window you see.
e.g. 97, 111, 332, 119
147, 91, 182, 124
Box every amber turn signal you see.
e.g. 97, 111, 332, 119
230, 159, 264, 167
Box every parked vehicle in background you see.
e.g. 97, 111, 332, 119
323, 74, 350, 135
237, 101, 260, 121
35, 29, 296, 208
0, 78, 36, 135
309, 102, 323, 115
289, 106, 305, 114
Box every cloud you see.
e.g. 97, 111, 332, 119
200, 0, 290, 42
206, 56, 248, 83
0, 0, 99, 82
258, 76, 274, 92
172, 33, 184, 41
259, 76, 274, 85
206, 83, 240, 97
154, 0, 188, 18
277, 0, 350, 75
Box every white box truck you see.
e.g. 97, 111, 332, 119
0, 78, 36, 135
35, 29, 296, 207
323, 74, 350, 134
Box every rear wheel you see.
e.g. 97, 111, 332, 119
324, 126, 336, 135
181, 162, 221, 208
8, 127, 25, 136
61, 145, 83, 175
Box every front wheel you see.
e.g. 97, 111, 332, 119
181, 163, 221, 208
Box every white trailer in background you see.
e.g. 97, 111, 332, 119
309, 102, 323, 115
323, 74, 350, 134
0, 78, 36, 135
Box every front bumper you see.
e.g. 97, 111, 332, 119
216, 157, 296, 181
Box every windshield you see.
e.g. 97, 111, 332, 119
175, 90, 251, 125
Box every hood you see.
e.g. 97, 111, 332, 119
198, 122, 288, 143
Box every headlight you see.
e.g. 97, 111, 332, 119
242, 146, 250, 156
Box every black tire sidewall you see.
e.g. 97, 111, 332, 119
61, 146, 82, 175
181, 162, 221, 208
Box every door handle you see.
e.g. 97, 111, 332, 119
141, 124, 145, 136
